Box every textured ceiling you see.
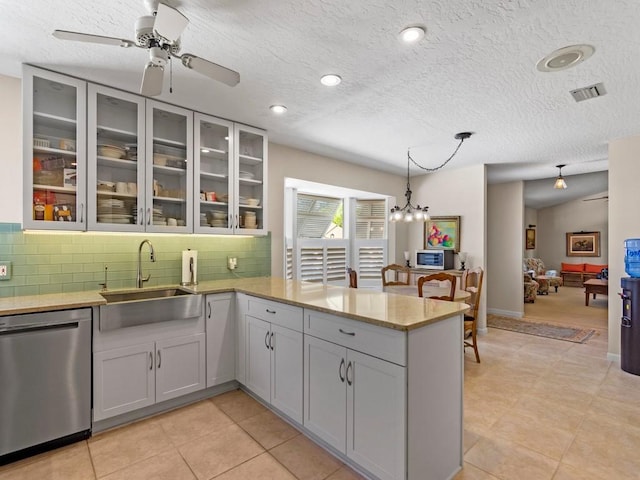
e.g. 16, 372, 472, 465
1, 0, 633, 203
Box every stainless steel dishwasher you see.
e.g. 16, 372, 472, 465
0, 308, 91, 465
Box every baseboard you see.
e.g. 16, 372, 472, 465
607, 352, 621, 363
487, 308, 523, 318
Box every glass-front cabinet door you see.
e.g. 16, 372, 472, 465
23, 66, 86, 230
235, 124, 267, 234
87, 85, 145, 232
145, 100, 193, 233
194, 113, 234, 234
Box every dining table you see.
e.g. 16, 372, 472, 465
384, 284, 471, 302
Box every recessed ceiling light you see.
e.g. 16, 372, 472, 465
320, 74, 342, 87
270, 105, 287, 114
399, 26, 426, 43
536, 44, 595, 72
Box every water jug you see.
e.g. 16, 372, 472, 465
625, 239, 640, 277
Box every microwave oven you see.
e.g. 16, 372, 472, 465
415, 249, 455, 270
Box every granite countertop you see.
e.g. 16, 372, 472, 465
0, 277, 468, 331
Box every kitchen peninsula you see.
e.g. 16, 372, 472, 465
0, 278, 468, 480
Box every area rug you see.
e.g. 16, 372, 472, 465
487, 315, 596, 343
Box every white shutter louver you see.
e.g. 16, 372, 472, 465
357, 245, 385, 280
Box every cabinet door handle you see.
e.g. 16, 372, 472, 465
266, 309, 276, 314
147, 208, 151, 225
265, 331, 270, 350
149, 351, 153, 370
79, 203, 84, 223
157, 350, 161, 368
139, 208, 144, 226
338, 358, 345, 382
207, 302, 212, 319
346, 361, 353, 386
235, 214, 239, 229
270, 332, 274, 350
339, 328, 356, 336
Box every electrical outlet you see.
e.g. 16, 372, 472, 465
227, 257, 237, 270
0, 261, 12, 280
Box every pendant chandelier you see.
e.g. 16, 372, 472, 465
553, 164, 567, 189
389, 132, 473, 222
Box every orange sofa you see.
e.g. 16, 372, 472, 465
560, 263, 608, 286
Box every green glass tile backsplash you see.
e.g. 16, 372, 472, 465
0, 223, 271, 297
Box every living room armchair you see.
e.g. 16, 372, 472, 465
523, 258, 562, 294
524, 273, 539, 303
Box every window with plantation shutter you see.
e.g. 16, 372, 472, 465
297, 240, 348, 285
285, 246, 293, 279
352, 200, 386, 286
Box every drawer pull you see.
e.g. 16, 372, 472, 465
338, 358, 345, 382
339, 328, 356, 336
346, 361, 353, 386
266, 309, 276, 314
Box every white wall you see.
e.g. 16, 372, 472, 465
408, 164, 488, 329
536, 192, 609, 271
0, 74, 22, 223
487, 181, 524, 318
268, 143, 405, 277
608, 136, 640, 358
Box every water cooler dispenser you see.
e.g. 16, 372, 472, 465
621, 239, 640, 375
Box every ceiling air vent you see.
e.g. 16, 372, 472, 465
570, 82, 606, 102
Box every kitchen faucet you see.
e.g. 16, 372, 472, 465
137, 239, 156, 288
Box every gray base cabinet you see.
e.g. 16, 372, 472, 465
205, 293, 236, 387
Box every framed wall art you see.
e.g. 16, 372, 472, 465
424, 216, 460, 252
525, 228, 536, 250
566, 231, 600, 257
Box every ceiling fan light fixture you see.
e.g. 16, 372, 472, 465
270, 105, 287, 114
553, 164, 568, 189
399, 25, 426, 43
320, 74, 342, 87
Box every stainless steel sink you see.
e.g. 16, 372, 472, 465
98, 287, 202, 331
100, 287, 191, 304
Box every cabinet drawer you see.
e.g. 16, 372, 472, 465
246, 296, 303, 332
305, 310, 406, 366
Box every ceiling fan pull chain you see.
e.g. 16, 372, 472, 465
169, 55, 173, 93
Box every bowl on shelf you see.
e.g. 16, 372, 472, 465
238, 171, 255, 180
98, 144, 126, 159
246, 198, 260, 206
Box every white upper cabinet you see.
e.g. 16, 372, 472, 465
23, 66, 87, 230
87, 85, 145, 232
235, 124, 268, 234
194, 116, 268, 235
145, 100, 193, 233
194, 113, 234, 233
23, 66, 266, 235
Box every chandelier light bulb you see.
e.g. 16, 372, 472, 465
403, 211, 414, 222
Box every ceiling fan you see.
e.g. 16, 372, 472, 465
583, 195, 609, 202
52, 0, 240, 96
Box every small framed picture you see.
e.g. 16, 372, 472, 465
526, 228, 536, 250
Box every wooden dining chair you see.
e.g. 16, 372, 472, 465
381, 264, 411, 286
462, 267, 483, 363
417, 273, 457, 301
347, 267, 358, 288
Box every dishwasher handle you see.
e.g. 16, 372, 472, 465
0, 321, 80, 336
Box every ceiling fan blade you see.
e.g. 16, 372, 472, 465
180, 54, 240, 87
153, 3, 188, 43
583, 196, 609, 201
52, 30, 135, 48
140, 63, 164, 96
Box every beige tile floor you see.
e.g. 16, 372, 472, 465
1, 286, 638, 480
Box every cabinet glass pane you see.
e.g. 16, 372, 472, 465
31, 76, 78, 223
238, 130, 264, 230
152, 108, 188, 227
198, 121, 231, 228
95, 93, 140, 226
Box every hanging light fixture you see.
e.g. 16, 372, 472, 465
554, 164, 568, 189
389, 132, 473, 222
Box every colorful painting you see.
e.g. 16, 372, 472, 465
424, 216, 460, 251
566, 231, 600, 257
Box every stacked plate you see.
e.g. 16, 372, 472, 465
238, 171, 255, 180
98, 144, 126, 159
98, 199, 132, 223
152, 206, 166, 225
